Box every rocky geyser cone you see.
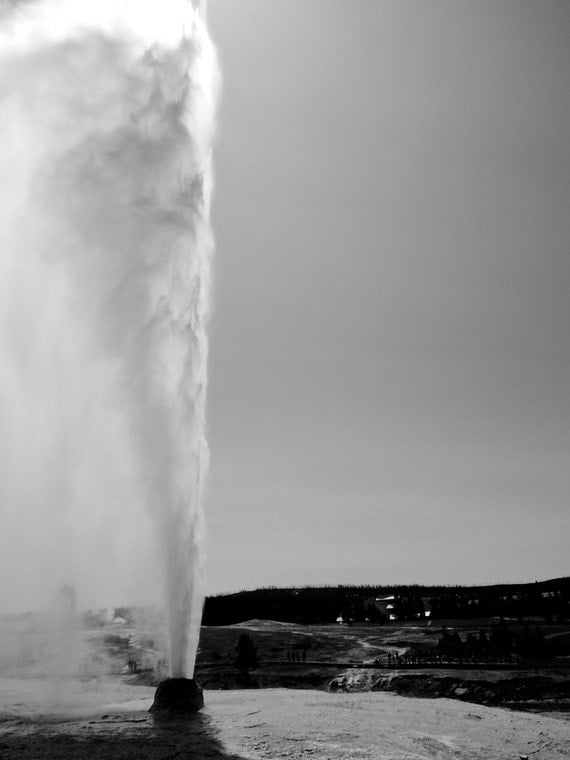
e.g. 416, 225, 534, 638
150, 678, 204, 715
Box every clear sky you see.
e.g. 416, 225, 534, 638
204, 0, 570, 594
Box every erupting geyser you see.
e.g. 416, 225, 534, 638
0, 0, 219, 707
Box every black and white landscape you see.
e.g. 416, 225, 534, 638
0, 1, 568, 758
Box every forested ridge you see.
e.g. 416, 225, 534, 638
202, 577, 570, 625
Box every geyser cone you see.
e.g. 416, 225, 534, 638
150, 678, 204, 716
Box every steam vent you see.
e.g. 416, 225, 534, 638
150, 678, 204, 716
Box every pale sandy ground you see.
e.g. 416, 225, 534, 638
207, 689, 570, 760
0, 679, 568, 759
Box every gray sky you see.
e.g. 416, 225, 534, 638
204, 0, 570, 593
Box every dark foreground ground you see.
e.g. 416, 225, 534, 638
0, 712, 240, 760
0, 683, 568, 760
0, 677, 242, 760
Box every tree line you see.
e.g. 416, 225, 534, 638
435, 620, 551, 659
201, 578, 570, 626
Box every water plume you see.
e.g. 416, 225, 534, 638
0, 0, 219, 678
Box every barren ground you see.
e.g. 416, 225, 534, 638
0, 679, 568, 759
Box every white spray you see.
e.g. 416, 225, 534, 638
0, 0, 219, 678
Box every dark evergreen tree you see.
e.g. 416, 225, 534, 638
235, 633, 258, 673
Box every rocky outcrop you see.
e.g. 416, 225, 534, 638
369, 673, 570, 711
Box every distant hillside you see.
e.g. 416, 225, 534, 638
202, 577, 570, 626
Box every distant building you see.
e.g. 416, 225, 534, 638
374, 595, 398, 621
373, 594, 432, 620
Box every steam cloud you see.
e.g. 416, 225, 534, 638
0, 0, 219, 677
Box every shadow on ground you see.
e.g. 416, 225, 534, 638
0, 711, 247, 760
